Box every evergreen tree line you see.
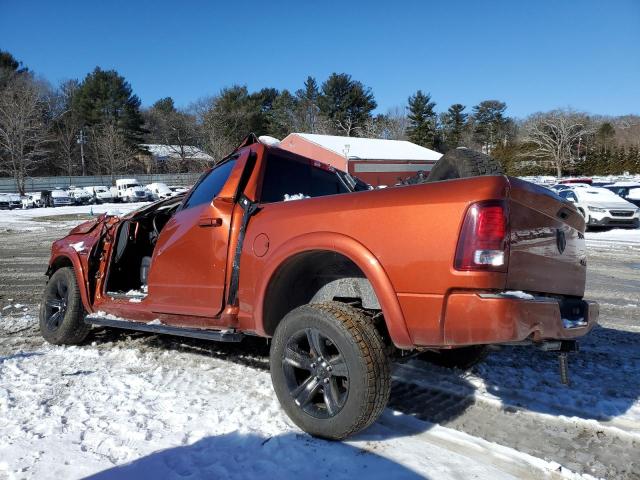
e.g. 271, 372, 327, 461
1, 50, 639, 193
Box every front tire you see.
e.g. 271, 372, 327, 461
39, 267, 90, 345
270, 302, 390, 440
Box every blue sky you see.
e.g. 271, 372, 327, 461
1, 0, 638, 117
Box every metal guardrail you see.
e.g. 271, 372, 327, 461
0, 173, 202, 194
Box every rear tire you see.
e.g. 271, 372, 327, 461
418, 345, 489, 370
39, 267, 90, 345
270, 302, 390, 440
427, 148, 504, 182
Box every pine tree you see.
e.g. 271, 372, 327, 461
596, 122, 615, 153
72, 67, 144, 144
295, 76, 321, 133
441, 103, 467, 149
472, 100, 508, 153
319, 73, 376, 136
152, 97, 176, 115
406, 90, 437, 149
247, 87, 279, 135
0, 50, 29, 88
269, 90, 298, 138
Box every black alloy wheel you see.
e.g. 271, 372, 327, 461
282, 327, 349, 418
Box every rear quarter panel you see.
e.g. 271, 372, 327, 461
239, 176, 511, 346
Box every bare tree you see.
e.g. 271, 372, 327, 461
54, 113, 80, 177
612, 115, 640, 148
91, 122, 136, 183
335, 116, 358, 137
383, 107, 408, 140
50, 80, 82, 177
190, 96, 242, 164
522, 109, 596, 178
0, 74, 51, 194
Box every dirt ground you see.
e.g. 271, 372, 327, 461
1, 216, 639, 479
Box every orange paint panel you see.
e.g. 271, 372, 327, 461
397, 293, 445, 346
443, 293, 598, 346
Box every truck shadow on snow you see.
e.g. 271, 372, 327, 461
89, 323, 640, 430
84, 430, 428, 480
401, 324, 640, 425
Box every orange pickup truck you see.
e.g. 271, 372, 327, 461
39, 136, 598, 439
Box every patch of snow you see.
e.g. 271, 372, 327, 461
0, 202, 143, 233
148, 319, 162, 325
89, 311, 125, 321
258, 135, 281, 146
69, 241, 85, 253
141, 144, 213, 161
124, 289, 147, 297
283, 193, 310, 202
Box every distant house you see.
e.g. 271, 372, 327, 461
278, 133, 442, 186
138, 144, 214, 173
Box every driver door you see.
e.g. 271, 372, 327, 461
146, 159, 238, 320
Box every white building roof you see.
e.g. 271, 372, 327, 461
141, 144, 213, 161
292, 133, 442, 162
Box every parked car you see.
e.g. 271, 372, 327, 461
38, 139, 598, 440
557, 186, 640, 228
0, 193, 22, 209
603, 181, 640, 208
20, 193, 37, 208
112, 179, 153, 203
84, 186, 114, 204
27, 192, 44, 207
69, 187, 93, 205
146, 182, 174, 200
50, 189, 74, 207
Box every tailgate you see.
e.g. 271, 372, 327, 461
506, 178, 587, 297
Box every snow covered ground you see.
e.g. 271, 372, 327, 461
585, 228, 640, 250
0, 203, 639, 479
0, 203, 146, 233
0, 312, 594, 480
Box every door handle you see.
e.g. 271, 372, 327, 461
198, 217, 222, 227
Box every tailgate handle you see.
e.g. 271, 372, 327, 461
198, 217, 222, 227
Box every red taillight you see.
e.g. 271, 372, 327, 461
455, 200, 509, 271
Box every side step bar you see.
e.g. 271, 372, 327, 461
85, 315, 244, 342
